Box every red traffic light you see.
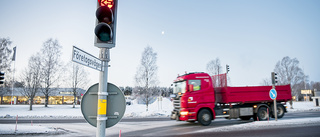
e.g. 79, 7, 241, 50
98, 0, 114, 9
96, 6, 113, 24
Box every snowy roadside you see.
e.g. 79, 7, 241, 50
0, 99, 320, 135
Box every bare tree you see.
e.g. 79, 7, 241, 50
0, 37, 13, 72
68, 62, 88, 108
206, 58, 223, 87
20, 54, 42, 110
0, 38, 13, 92
260, 78, 271, 86
40, 38, 63, 107
311, 82, 320, 91
274, 56, 308, 108
206, 58, 222, 75
134, 46, 158, 111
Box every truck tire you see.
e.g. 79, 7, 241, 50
256, 107, 269, 121
198, 109, 212, 126
271, 104, 285, 119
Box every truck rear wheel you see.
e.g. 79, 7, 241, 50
271, 104, 285, 119
256, 107, 269, 121
198, 109, 212, 126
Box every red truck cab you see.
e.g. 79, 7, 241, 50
170, 72, 292, 126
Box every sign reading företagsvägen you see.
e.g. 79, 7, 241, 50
72, 46, 103, 71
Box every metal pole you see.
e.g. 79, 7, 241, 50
11, 58, 16, 105
272, 85, 277, 121
96, 48, 110, 137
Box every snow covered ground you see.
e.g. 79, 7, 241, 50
0, 98, 320, 135
0, 97, 174, 119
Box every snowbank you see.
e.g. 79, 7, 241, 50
0, 124, 58, 135
286, 101, 320, 112
124, 97, 173, 117
0, 105, 83, 118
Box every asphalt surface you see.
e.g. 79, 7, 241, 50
1, 111, 319, 124
0, 111, 320, 137
172, 125, 320, 137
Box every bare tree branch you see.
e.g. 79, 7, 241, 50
40, 38, 63, 107
20, 54, 42, 110
274, 56, 308, 101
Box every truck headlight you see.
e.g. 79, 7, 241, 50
180, 111, 189, 116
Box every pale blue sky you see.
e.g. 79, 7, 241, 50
1, 0, 319, 87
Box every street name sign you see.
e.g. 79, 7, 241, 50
269, 89, 277, 100
81, 83, 126, 128
72, 46, 103, 71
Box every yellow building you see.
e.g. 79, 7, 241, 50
0, 88, 85, 105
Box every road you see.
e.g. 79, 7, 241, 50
1, 111, 319, 124
1, 111, 320, 137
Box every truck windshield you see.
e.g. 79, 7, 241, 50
173, 81, 186, 94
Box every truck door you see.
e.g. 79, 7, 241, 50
187, 80, 201, 108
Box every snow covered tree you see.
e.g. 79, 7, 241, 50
134, 46, 159, 111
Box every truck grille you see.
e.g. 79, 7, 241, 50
173, 97, 181, 111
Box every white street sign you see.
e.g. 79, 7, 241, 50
72, 46, 103, 71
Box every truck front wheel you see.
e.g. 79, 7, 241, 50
197, 109, 212, 126
256, 107, 269, 121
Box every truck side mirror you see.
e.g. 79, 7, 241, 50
189, 85, 194, 92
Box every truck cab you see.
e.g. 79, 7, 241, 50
171, 72, 222, 125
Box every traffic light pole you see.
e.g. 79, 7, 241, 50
272, 84, 278, 121
96, 48, 110, 137
271, 72, 278, 121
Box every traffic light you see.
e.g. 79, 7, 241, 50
271, 72, 278, 85
0, 72, 4, 85
226, 65, 230, 73
94, 0, 118, 48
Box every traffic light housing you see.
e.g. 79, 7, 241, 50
271, 72, 278, 85
0, 72, 4, 85
94, 0, 118, 48
226, 65, 230, 73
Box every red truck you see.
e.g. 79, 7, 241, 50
170, 72, 292, 126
